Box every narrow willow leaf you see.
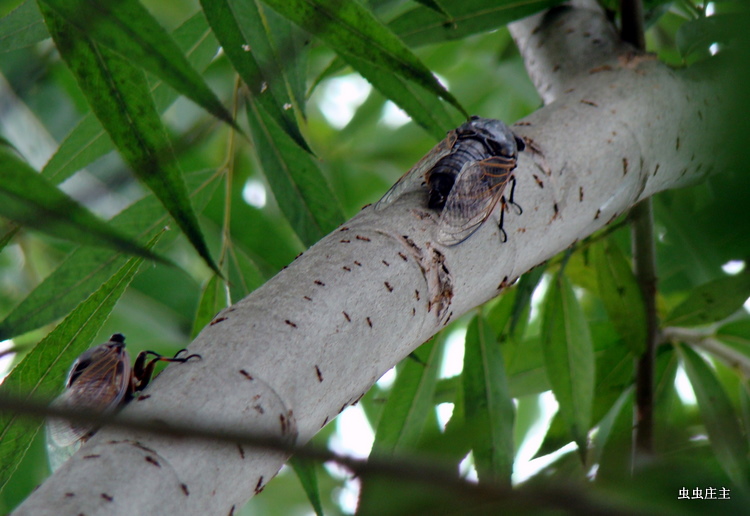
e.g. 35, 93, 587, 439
716, 319, 750, 357
510, 266, 545, 336
0, 170, 219, 342
665, 272, 750, 327
39, 0, 235, 128
592, 240, 647, 354
679, 344, 750, 487
506, 334, 550, 398
228, 0, 309, 145
42, 12, 219, 185
592, 387, 632, 466
535, 343, 632, 459
372, 339, 441, 455
300, 0, 565, 93
246, 99, 344, 247
200, 0, 307, 151
261, 5, 309, 116
389, 0, 565, 47
740, 383, 750, 448
259, 0, 467, 117
0, 141, 163, 263
340, 53, 456, 140
42, 7, 219, 274
0, 0, 47, 53
541, 272, 594, 460
0, 235, 159, 492
226, 245, 266, 304
413, 0, 450, 18
463, 315, 514, 485
190, 275, 228, 339
0, 225, 19, 254
289, 458, 324, 516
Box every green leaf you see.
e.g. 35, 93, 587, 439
541, 272, 595, 460
372, 338, 442, 455
665, 272, 750, 327
259, 0, 467, 117
289, 457, 324, 516
39, 0, 236, 128
0, 0, 47, 53
0, 234, 159, 492
42, 12, 219, 185
505, 335, 550, 398
190, 275, 228, 339
200, 0, 308, 151
340, 52, 457, 140
676, 14, 747, 60
0, 224, 20, 254
679, 344, 750, 487
509, 266, 545, 337
463, 315, 514, 485
0, 170, 220, 342
592, 240, 647, 354
413, 0, 451, 18
41, 6, 220, 274
389, 0, 565, 47
246, 99, 344, 247
591, 387, 632, 466
0, 141, 164, 263
716, 319, 750, 357
262, 6, 309, 117
226, 245, 266, 304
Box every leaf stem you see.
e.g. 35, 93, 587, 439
630, 199, 658, 463
620, 0, 646, 51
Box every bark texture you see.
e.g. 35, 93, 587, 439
15, 1, 726, 514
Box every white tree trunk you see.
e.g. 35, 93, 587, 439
15, 1, 725, 514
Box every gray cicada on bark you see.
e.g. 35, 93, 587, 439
46, 333, 200, 471
376, 116, 525, 245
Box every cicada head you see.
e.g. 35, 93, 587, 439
461, 116, 524, 158
46, 334, 132, 471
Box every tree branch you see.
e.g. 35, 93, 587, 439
15, 1, 729, 514
0, 394, 659, 516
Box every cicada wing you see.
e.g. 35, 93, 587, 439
46, 391, 90, 471
374, 129, 458, 210
46, 344, 131, 471
436, 156, 516, 246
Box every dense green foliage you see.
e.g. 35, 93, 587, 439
0, 0, 749, 514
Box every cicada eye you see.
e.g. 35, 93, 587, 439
487, 138, 515, 158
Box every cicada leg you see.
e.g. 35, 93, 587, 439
131, 349, 202, 395
507, 176, 523, 215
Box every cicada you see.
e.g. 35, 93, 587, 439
375, 116, 525, 245
46, 333, 200, 471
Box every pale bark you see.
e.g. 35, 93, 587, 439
15, 1, 726, 514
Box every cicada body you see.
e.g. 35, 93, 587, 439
46, 334, 200, 471
375, 116, 525, 245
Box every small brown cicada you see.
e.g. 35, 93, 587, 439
375, 116, 525, 245
46, 333, 200, 471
